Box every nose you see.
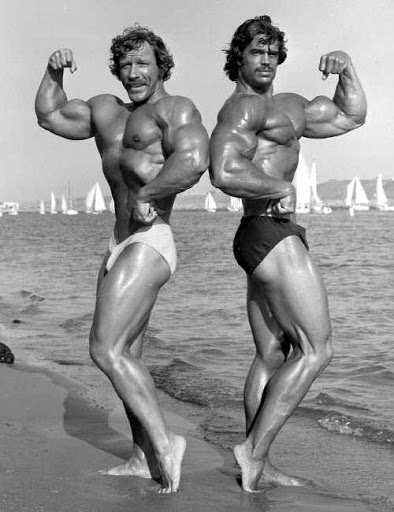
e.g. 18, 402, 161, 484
261, 52, 270, 65
128, 63, 140, 78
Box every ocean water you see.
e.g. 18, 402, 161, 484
0, 208, 393, 505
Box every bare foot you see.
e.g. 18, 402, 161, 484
233, 442, 264, 492
262, 459, 305, 486
157, 434, 186, 494
99, 446, 159, 479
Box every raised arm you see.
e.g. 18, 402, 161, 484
304, 51, 367, 139
35, 48, 94, 140
137, 97, 209, 202
209, 95, 294, 202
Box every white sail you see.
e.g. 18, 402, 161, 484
61, 194, 68, 214
294, 153, 310, 213
376, 174, 394, 211
354, 177, 369, 205
345, 177, 356, 207
39, 200, 45, 215
205, 192, 217, 212
85, 184, 96, 213
109, 198, 115, 213
66, 182, 79, 215
227, 196, 243, 212
50, 191, 57, 214
376, 173, 388, 206
346, 176, 369, 211
354, 176, 370, 210
310, 161, 323, 206
93, 183, 107, 213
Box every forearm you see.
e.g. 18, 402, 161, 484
138, 151, 207, 202
333, 62, 367, 126
35, 67, 67, 122
211, 158, 294, 200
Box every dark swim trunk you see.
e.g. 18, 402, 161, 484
233, 215, 309, 275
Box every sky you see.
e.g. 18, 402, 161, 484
1, 0, 393, 202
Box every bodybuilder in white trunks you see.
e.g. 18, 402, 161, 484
35, 24, 209, 493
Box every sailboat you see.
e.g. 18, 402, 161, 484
309, 162, 332, 214
61, 194, 68, 214
375, 174, 394, 211
50, 191, 57, 214
204, 192, 217, 212
39, 200, 45, 215
109, 198, 115, 213
85, 184, 96, 213
61, 194, 78, 215
227, 196, 243, 212
66, 182, 78, 215
345, 176, 370, 211
86, 183, 107, 214
294, 153, 310, 213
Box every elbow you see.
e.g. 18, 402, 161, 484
36, 117, 49, 130
187, 151, 209, 185
210, 167, 233, 194
355, 111, 367, 128
35, 111, 53, 132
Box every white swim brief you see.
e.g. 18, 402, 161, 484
106, 218, 177, 275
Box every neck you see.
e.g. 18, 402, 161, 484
236, 77, 274, 98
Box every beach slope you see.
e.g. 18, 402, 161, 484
0, 364, 372, 512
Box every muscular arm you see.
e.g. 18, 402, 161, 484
304, 51, 367, 138
137, 97, 209, 202
209, 95, 294, 200
35, 49, 94, 140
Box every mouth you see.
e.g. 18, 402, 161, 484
128, 83, 147, 91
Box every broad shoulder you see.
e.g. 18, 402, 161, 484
154, 95, 202, 125
273, 92, 309, 110
87, 93, 126, 112
217, 92, 269, 131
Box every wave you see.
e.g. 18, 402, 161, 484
149, 358, 242, 408
20, 290, 45, 304
317, 411, 394, 445
59, 313, 93, 333
150, 360, 393, 447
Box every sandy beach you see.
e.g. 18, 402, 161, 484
0, 362, 382, 512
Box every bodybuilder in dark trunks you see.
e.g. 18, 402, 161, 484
209, 15, 366, 491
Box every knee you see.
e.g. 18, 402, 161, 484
257, 345, 286, 371
294, 330, 333, 372
309, 333, 334, 372
89, 328, 116, 373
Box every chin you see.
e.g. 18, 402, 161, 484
129, 93, 148, 104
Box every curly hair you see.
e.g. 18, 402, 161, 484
109, 24, 174, 81
223, 15, 287, 81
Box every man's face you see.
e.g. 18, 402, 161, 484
239, 34, 280, 90
119, 42, 161, 104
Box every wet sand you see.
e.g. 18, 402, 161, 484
0, 363, 383, 511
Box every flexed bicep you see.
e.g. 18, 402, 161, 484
42, 98, 95, 140
304, 96, 354, 138
304, 51, 367, 139
35, 48, 94, 140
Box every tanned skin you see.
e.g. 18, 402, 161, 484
36, 39, 209, 493
210, 30, 366, 491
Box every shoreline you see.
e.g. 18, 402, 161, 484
1, 360, 389, 511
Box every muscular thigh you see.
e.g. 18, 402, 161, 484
251, 236, 331, 344
92, 242, 171, 348
247, 279, 289, 358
